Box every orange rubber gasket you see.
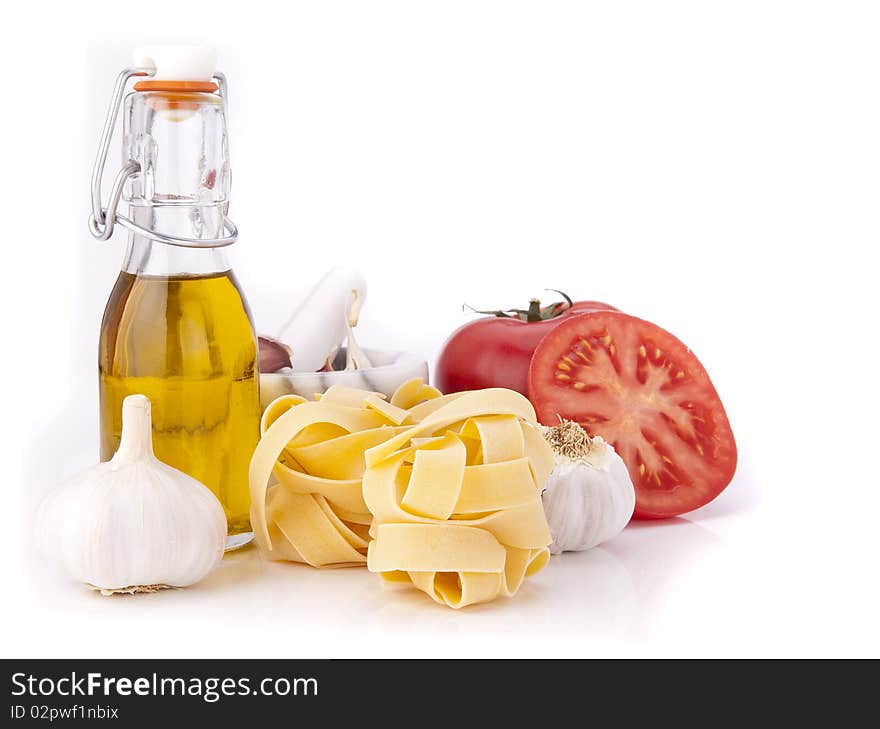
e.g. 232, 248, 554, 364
134, 80, 218, 93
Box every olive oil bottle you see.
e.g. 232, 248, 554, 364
90, 48, 260, 548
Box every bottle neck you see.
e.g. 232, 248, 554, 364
122, 231, 231, 277
120, 89, 234, 266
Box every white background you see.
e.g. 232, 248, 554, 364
1, 1, 878, 658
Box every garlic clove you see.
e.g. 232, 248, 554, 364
35, 394, 227, 594
541, 420, 635, 553
258, 335, 293, 373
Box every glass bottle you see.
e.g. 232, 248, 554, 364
92, 55, 260, 549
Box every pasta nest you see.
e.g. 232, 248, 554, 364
249, 378, 554, 608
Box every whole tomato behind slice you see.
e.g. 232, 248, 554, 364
434, 296, 618, 395
527, 311, 737, 519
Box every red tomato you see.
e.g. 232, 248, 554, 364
528, 311, 736, 519
434, 300, 617, 395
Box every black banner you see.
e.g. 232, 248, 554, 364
1, 658, 870, 725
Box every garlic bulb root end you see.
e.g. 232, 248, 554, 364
90, 583, 175, 596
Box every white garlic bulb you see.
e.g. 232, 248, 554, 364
35, 394, 227, 594
541, 421, 635, 554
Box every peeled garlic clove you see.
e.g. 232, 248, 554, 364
35, 394, 227, 594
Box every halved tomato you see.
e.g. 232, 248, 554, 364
527, 311, 737, 519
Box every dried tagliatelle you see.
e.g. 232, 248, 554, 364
248, 379, 554, 608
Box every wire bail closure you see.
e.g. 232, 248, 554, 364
88, 67, 238, 248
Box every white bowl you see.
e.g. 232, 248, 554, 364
259, 347, 429, 410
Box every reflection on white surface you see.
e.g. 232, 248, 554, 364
20, 500, 731, 657
16, 380, 735, 657
603, 518, 726, 639
19, 403, 734, 658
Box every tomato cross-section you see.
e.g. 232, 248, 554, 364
527, 311, 737, 518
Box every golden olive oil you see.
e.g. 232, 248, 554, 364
99, 270, 261, 537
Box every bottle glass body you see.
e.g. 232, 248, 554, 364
98, 88, 260, 546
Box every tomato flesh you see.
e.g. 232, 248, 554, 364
527, 311, 737, 518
